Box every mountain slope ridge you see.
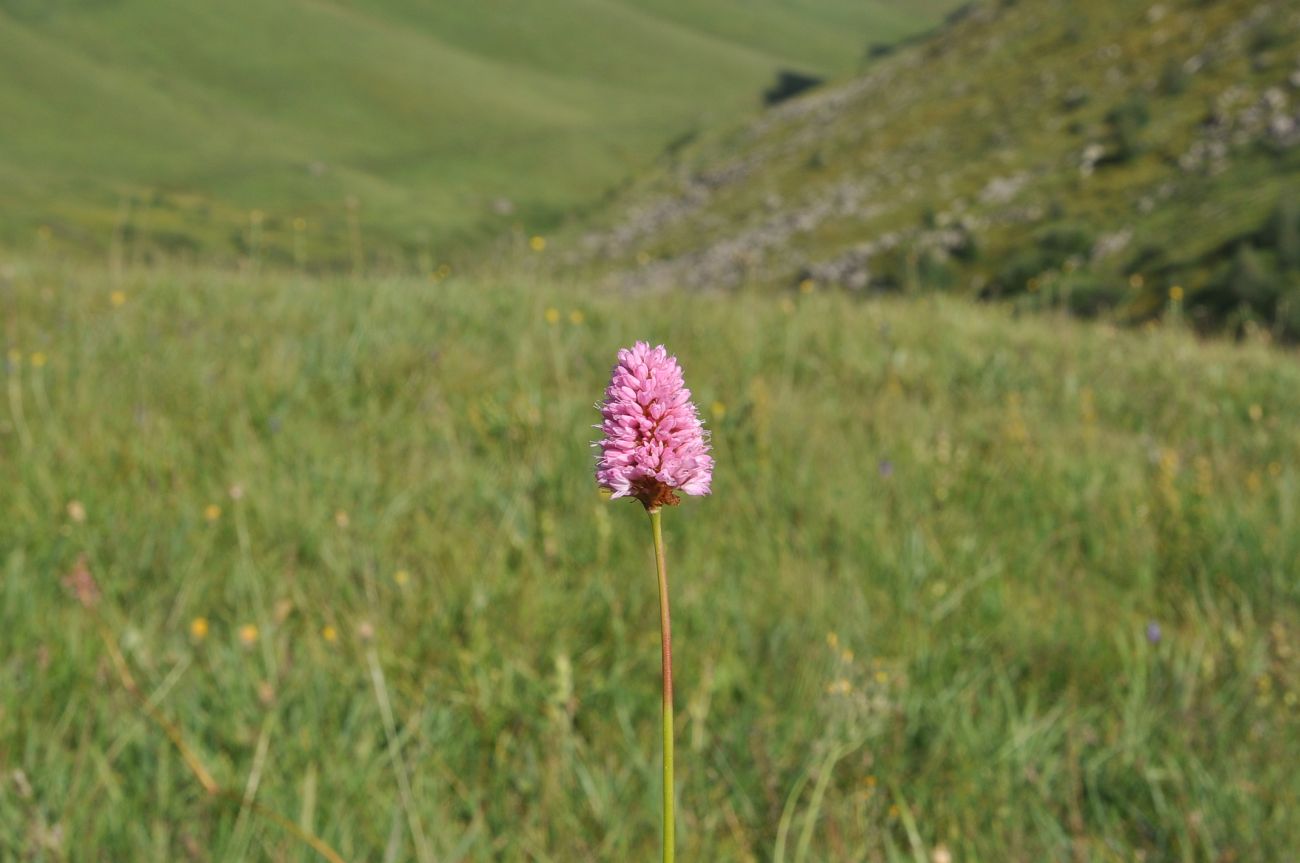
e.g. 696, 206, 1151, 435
571, 0, 1300, 338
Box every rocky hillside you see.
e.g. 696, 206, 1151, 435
573, 0, 1300, 339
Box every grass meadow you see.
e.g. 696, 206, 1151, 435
2, 260, 1298, 860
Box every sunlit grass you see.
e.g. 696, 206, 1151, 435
1, 260, 1297, 860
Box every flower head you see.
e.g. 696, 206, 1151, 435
595, 342, 712, 509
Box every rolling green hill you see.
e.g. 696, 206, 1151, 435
0, 0, 950, 265
570, 0, 1300, 338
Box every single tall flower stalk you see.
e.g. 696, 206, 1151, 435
596, 342, 712, 863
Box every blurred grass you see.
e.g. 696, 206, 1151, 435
1, 261, 1298, 860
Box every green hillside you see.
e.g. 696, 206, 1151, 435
0, 0, 948, 265
2, 261, 1297, 859
571, 0, 1300, 338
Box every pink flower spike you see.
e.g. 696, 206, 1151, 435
595, 342, 713, 510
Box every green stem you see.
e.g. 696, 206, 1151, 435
648, 508, 674, 863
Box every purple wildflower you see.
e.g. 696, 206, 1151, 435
596, 342, 713, 510
1146, 621, 1162, 644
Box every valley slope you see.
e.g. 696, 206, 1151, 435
0, 0, 950, 264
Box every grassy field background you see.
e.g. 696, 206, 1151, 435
0, 0, 949, 264
3, 0, 1300, 859
2, 261, 1297, 860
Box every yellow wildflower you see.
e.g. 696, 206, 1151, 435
190, 617, 209, 640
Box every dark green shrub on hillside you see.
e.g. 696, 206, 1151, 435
864, 245, 960, 294
1059, 272, 1125, 316
1166, 196, 1300, 338
988, 222, 1095, 296
1103, 96, 1152, 163
1247, 17, 1286, 54
1036, 222, 1095, 257
1158, 59, 1189, 96
1061, 87, 1090, 111
1201, 245, 1281, 323
1126, 242, 1173, 276
948, 226, 979, 262
866, 247, 913, 293
916, 248, 959, 291
991, 247, 1056, 296
1225, 245, 1278, 312
1265, 193, 1300, 271
763, 70, 824, 106
1277, 286, 1300, 341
